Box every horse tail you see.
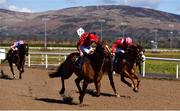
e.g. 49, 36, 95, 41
49, 62, 65, 78
49, 71, 60, 78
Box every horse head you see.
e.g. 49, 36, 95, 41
136, 44, 145, 63
19, 43, 29, 56
95, 41, 111, 58
126, 44, 144, 63
126, 44, 145, 69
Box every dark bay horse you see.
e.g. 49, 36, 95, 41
2, 44, 29, 79
49, 41, 119, 104
114, 44, 144, 92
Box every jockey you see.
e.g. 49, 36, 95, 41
111, 36, 133, 72
77, 32, 99, 56
10, 40, 25, 51
76, 32, 99, 69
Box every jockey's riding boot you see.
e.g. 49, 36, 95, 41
78, 56, 83, 70
112, 57, 117, 75
77, 56, 83, 75
75, 57, 80, 68
113, 55, 118, 71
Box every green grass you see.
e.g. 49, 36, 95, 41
145, 60, 179, 75
144, 51, 180, 75
145, 52, 180, 59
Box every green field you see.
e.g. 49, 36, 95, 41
144, 51, 180, 75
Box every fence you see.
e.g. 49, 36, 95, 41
1, 50, 180, 79
143, 57, 180, 79
27, 52, 69, 68
26, 52, 180, 79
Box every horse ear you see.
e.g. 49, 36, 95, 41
101, 40, 107, 45
97, 41, 102, 45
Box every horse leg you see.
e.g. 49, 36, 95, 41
107, 70, 119, 97
21, 64, 25, 73
79, 81, 88, 104
59, 77, 65, 94
59, 71, 74, 94
17, 65, 22, 79
75, 77, 82, 93
94, 81, 101, 97
19, 72, 22, 79
132, 74, 140, 92
137, 78, 140, 89
9, 63, 15, 79
121, 70, 137, 92
20, 63, 25, 79
120, 74, 132, 87
128, 75, 137, 92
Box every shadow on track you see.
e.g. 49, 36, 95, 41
84, 89, 131, 99
0, 71, 13, 80
34, 96, 78, 105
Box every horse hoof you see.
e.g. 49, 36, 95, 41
60, 94, 66, 98
59, 89, 65, 94
131, 84, 135, 88
115, 93, 120, 98
79, 96, 83, 104
133, 88, 138, 93
95, 94, 100, 97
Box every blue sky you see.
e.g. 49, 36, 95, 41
0, 0, 180, 15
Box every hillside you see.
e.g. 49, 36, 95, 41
0, 5, 180, 47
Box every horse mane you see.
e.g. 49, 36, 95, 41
18, 43, 29, 56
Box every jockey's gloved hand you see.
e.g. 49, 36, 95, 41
111, 52, 115, 56
80, 51, 84, 56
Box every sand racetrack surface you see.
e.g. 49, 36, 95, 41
0, 66, 180, 110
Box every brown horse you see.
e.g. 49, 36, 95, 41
49, 41, 119, 104
2, 44, 29, 79
114, 44, 144, 92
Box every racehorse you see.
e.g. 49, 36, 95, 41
2, 44, 29, 79
49, 41, 119, 104
113, 44, 145, 92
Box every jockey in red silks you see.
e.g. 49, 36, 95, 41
111, 37, 133, 72
76, 32, 99, 69
11, 40, 25, 51
77, 32, 99, 56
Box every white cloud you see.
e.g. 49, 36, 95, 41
8, 5, 32, 13
124, 0, 161, 8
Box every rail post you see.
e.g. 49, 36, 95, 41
45, 54, 48, 68
28, 54, 31, 67
58, 55, 61, 64
176, 64, 179, 79
41, 54, 44, 65
142, 61, 146, 77
64, 55, 67, 60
